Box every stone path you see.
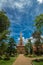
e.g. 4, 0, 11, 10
13, 54, 32, 65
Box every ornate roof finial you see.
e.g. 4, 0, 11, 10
19, 32, 23, 45
17, 32, 24, 46
20, 32, 22, 38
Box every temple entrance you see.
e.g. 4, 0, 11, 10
20, 51, 23, 54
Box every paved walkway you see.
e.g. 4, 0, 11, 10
13, 54, 32, 65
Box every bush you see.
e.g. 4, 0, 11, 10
0, 56, 2, 60
4, 57, 10, 60
4, 54, 10, 60
34, 58, 43, 62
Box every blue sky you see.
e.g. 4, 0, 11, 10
0, 0, 43, 43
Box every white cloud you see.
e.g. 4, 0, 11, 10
37, 0, 43, 4
29, 35, 43, 43
0, 0, 7, 10
18, 37, 28, 44
18, 35, 43, 44
14, 2, 23, 9
31, 38, 36, 43
8, 0, 32, 12
0, 0, 32, 11
29, 37, 36, 43
29, 37, 33, 39
22, 37, 28, 43
41, 35, 43, 38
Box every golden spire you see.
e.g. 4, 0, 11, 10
20, 32, 22, 39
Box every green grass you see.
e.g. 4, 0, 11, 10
25, 54, 43, 58
0, 56, 18, 65
33, 61, 43, 65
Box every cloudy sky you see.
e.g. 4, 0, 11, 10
0, 0, 43, 43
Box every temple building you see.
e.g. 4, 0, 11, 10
17, 33, 25, 54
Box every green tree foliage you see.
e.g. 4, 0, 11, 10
0, 11, 10, 59
7, 38, 16, 56
34, 14, 43, 33
0, 30, 10, 41
25, 39, 33, 55
0, 30, 10, 57
32, 31, 43, 55
0, 11, 10, 33
33, 14, 43, 55
0, 41, 7, 55
0, 11, 10, 41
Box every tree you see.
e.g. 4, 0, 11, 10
0, 41, 7, 55
0, 11, 10, 33
7, 38, 16, 56
34, 14, 43, 33
32, 31, 41, 55
0, 11, 10, 59
33, 14, 43, 55
0, 30, 10, 41
0, 11, 10, 42
25, 39, 33, 55
0, 30, 10, 57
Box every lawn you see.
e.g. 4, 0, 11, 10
0, 56, 18, 65
25, 54, 43, 58
33, 61, 43, 65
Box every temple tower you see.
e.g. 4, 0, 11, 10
17, 32, 25, 54
18, 32, 23, 46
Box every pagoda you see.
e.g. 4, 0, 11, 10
17, 32, 25, 54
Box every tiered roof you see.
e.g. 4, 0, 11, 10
17, 32, 24, 46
